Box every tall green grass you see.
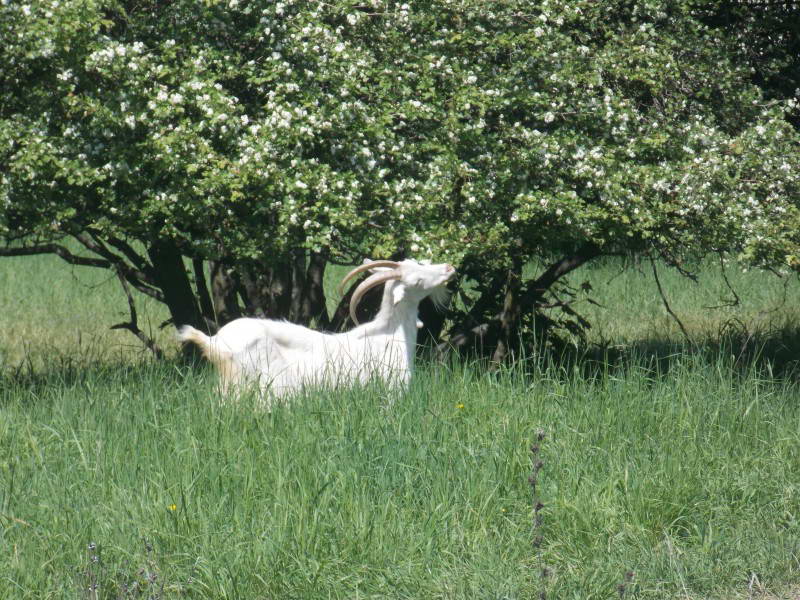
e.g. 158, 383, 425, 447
1, 254, 800, 598
559, 256, 800, 348
1, 357, 798, 598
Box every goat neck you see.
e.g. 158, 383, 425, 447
362, 279, 419, 336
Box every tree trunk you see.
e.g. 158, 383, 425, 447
210, 259, 242, 327
211, 252, 329, 328
267, 262, 293, 318
438, 268, 506, 357
193, 258, 215, 329
146, 239, 204, 361
491, 261, 523, 364
240, 260, 293, 319
289, 249, 307, 324
302, 251, 330, 329
441, 246, 602, 360
147, 239, 203, 331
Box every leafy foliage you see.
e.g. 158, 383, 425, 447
1, 0, 799, 357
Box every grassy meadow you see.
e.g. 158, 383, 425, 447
1, 253, 800, 599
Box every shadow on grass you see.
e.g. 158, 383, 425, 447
558, 319, 800, 384
0, 356, 204, 407
421, 319, 800, 387
4, 320, 800, 401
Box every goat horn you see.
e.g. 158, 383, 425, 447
349, 270, 402, 325
338, 260, 401, 295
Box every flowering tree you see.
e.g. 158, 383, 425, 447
2, 0, 799, 360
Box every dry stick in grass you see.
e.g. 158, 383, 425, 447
529, 430, 548, 599
85, 542, 99, 600
617, 570, 635, 598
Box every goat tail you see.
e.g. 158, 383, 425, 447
177, 325, 227, 365
177, 324, 210, 349
178, 325, 239, 391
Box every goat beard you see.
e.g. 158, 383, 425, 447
428, 286, 451, 311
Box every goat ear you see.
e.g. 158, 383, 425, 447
362, 258, 391, 274
361, 258, 383, 273
370, 266, 393, 274
392, 284, 406, 305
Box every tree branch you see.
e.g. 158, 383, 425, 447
73, 232, 164, 302
0, 244, 110, 268
109, 266, 165, 359
441, 246, 603, 358
106, 236, 149, 271
703, 253, 741, 310
649, 254, 692, 344
74, 232, 153, 283
520, 243, 602, 311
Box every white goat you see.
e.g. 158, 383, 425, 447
178, 259, 455, 396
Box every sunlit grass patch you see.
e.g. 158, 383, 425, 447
1, 357, 799, 598
0, 253, 172, 369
